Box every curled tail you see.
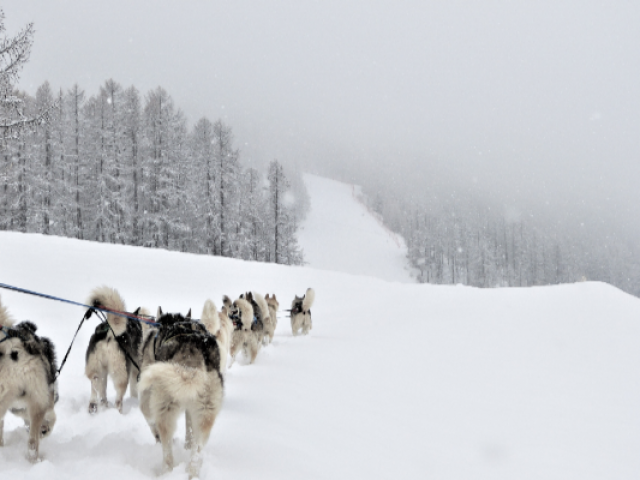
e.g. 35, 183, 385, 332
0, 293, 14, 327
302, 288, 315, 312
87, 286, 127, 335
201, 299, 221, 335
251, 292, 270, 323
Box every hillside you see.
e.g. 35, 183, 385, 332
0, 176, 639, 479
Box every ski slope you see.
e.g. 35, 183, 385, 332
298, 174, 414, 283
0, 178, 639, 479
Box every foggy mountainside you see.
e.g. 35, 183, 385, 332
0, 11, 306, 265
355, 164, 640, 296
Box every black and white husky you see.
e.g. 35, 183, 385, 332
228, 296, 258, 365
243, 291, 270, 347
138, 308, 224, 478
0, 296, 58, 462
85, 286, 143, 413
290, 288, 315, 336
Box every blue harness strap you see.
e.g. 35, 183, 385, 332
0, 282, 161, 326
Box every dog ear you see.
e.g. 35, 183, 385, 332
221, 306, 228, 315
247, 292, 253, 302
265, 293, 270, 300
186, 308, 192, 320
133, 307, 141, 315
273, 294, 277, 301
157, 306, 163, 319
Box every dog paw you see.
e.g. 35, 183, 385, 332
27, 445, 38, 463
162, 460, 174, 474
88, 403, 98, 415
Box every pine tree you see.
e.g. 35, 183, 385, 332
267, 160, 303, 265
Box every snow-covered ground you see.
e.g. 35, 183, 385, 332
298, 174, 414, 283
1, 175, 639, 479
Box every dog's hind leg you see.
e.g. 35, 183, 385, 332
139, 386, 160, 442
128, 368, 139, 399
156, 403, 181, 473
0, 399, 10, 447
187, 406, 217, 480
26, 403, 46, 462
185, 411, 193, 450
302, 314, 311, 335
88, 370, 107, 414
109, 359, 129, 413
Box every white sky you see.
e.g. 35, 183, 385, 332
3, 1, 640, 235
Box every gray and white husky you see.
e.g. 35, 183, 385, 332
264, 294, 279, 344
84, 286, 143, 413
243, 292, 270, 347
138, 308, 224, 478
0, 296, 58, 462
228, 296, 258, 365
290, 288, 315, 336
200, 299, 233, 372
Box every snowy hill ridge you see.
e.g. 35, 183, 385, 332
1, 210, 640, 478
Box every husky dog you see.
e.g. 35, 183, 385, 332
200, 300, 233, 372
242, 292, 270, 347
291, 288, 315, 336
138, 308, 224, 478
228, 297, 259, 365
85, 286, 143, 414
0, 297, 58, 462
264, 294, 279, 344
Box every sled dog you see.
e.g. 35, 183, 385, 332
264, 294, 279, 344
291, 288, 315, 336
200, 299, 233, 372
228, 297, 259, 365
242, 292, 269, 347
85, 286, 143, 413
138, 308, 224, 478
0, 297, 58, 462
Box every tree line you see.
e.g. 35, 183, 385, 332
358, 178, 640, 296
0, 79, 305, 265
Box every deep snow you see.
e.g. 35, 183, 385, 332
0, 175, 639, 480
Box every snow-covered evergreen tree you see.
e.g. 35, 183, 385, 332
267, 159, 303, 265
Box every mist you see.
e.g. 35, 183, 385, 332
4, 0, 639, 238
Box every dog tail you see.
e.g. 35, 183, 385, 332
0, 293, 14, 327
138, 362, 216, 405
233, 298, 254, 331
87, 286, 127, 336
302, 288, 315, 312
201, 299, 221, 335
222, 295, 233, 309
251, 291, 270, 323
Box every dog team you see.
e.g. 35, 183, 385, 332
0, 286, 315, 478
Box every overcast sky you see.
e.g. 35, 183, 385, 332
3, 1, 639, 236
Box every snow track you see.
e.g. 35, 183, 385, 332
298, 174, 414, 283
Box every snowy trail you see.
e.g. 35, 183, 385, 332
297, 174, 414, 283
0, 224, 639, 478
